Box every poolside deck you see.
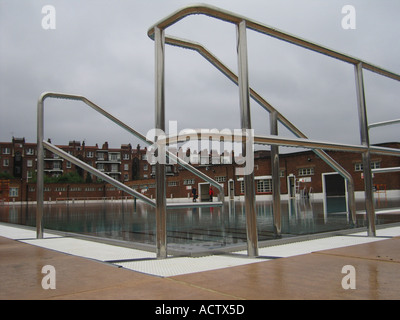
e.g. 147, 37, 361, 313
1, 222, 399, 300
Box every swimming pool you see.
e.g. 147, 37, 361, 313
1, 198, 399, 254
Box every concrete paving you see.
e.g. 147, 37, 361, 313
1, 223, 399, 300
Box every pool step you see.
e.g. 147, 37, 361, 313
166, 201, 224, 210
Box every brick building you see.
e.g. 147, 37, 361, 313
0, 137, 399, 203
0, 138, 148, 202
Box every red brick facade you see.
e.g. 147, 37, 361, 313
1, 138, 399, 202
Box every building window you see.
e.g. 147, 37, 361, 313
110, 153, 120, 161
9, 187, 18, 197
143, 164, 148, 171
87, 151, 94, 158
124, 164, 129, 171
53, 162, 61, 170
27, 160, 33, 167
298, 167, 314, 176
123, 153, 130, 160
257, 179, 272, 193
66, 161, 71, 169
215, 176, 226, 183
26, 148, 34, 155
168, 181, 179, 187
355, 161, 381, 172
166, 165, 174, 175
184, 179, 195, 185
124, 174, 129, 181
2, 147, 10, 154
97, 153, 105, 161
3, 159, 9, 167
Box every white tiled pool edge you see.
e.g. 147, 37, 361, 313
1, 223, 399, 277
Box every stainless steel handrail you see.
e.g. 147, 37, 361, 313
369, 119, 400, 130
43, 141, 156, 206
37, 93, 223, 193
162, 35, 358, 224
36, 92, 224, 241
148, 4, 400, 254
148, 3, 400, 82
158, 131, 400, 157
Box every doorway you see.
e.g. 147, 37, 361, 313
199, 182, 210, 202
322, 173, 347, 214
287, 174, 296, 198
228, 179, 235, 200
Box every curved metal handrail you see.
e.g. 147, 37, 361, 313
36, 92, 225, 240
148, 5, 362, 232
369, 118, 400, 130
37, 92, 223, 196
162, 35, 357, 214
148, 4, 400, 252
148, 3, 400, 82
38, 92, 223, 192
158, 130, 400, 157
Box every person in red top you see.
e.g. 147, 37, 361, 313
209, 186, 214, 202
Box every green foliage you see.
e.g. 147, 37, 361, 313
0, 172, 13, 180
44, 172, 84, 184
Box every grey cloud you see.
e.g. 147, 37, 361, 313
1, 0, 399, 151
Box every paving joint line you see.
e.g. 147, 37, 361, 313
312, 251, 399, 264
164, 277, 246, 300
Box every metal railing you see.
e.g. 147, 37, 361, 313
369, 119, 400, 174
161, 35, 358, 229
148, 4, 400, 257
35, 5, 400, 259
36, 92, 224, 249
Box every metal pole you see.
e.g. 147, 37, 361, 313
355, 62, 376, 236
237, 20, 258, 257
347, 182, 357, 226
154, 26, 167, 258
164, 36, 358, 224
36, 97, 44, 239
270, 111, 281, 237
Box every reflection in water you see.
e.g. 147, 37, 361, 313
1, 198, 399, 251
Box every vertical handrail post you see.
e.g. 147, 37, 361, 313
36, 96, 44, 239
237, 20, 258, 257
270, 111, 281, 237
154, 26, 167, 258
347, 181, 357, 226
355, 62, 376, 236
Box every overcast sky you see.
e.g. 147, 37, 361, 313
1, 0, 399, 153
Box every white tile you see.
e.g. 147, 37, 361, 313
3, 223, 400, 278
117, 255, 262, 277
0, 223, 59, 240
21, 237, 153, 261
255, 236, 383, 258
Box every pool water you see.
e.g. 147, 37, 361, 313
1, 198, 399, 253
